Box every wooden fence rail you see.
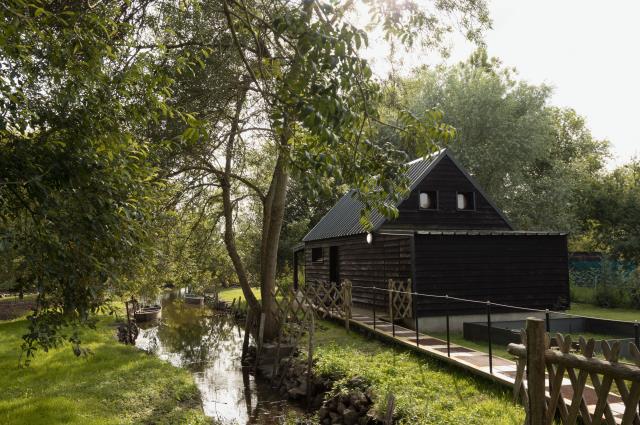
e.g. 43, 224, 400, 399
508, 317, 640, 425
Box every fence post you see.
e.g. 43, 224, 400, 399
342, 281, 351, 332
526, 317, 546, 425
446, 295, 450, 358
487, 301, 492, 375
306, 314, 315, 409
254, 312, 266, 370
242, 309, 253, 363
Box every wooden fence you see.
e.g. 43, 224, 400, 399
266, 280, 352, 379
388, 279, 412, 321
508, 318, 640, 425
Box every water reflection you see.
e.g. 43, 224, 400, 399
135, 292, 298, 424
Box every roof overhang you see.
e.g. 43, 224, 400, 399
413, 230, 567, 236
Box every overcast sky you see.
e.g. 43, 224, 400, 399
367, 1, 640, 167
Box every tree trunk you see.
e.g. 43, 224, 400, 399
221, 83, 260, 314
259, 131, 290, 341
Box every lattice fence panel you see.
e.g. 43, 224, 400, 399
388, 279, 412, 320
510, 330, 640, 425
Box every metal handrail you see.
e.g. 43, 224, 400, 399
344, 282, 640, 375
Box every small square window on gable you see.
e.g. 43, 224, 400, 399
419, 191, 437, 210
456, 192, 475, 210
311, 247, 323, 263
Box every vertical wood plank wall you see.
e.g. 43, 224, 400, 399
413, 234, 570, 316
304, 233, 412, 310
304, 233, 569, 316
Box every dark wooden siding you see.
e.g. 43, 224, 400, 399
414, 234, 569, 316
304, 233, 412, 309
382, 156, 511, 231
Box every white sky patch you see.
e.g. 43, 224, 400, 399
359, 0, 640, 167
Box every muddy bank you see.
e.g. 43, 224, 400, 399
271, 356, 386, 425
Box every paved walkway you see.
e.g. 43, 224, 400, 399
347, 310, 631, 424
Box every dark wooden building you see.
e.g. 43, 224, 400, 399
297, 149, 569, 328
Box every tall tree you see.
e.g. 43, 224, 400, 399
576, 160, 640, 261
394, 50, 609, 232
0, 1, 198, 359
159, 0, 490, 339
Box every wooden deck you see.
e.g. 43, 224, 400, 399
346, 310, 631, 424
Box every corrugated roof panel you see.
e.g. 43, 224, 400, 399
302, 149, 446, 242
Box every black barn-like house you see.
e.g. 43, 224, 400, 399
296, 149, 569, 330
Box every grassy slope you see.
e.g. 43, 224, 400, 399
312, 321, 524, 425
0, 316, 207, 425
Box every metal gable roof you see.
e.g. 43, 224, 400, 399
302, 149, 447, 242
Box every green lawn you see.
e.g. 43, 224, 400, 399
432, 302, 640, 360
0, 315, 207, 425
0, 294, 37, 304
567, 302, 640, 322
311, 321, 524, 425
218, 286, 260, 303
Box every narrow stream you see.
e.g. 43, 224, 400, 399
135, 291, 301, 424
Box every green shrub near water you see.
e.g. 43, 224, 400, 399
312, 321, 523, 425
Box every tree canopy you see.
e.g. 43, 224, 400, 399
393, 50, 610, 232
576, 160, 640, 262
0, 0, 491, 354
0, 1, 201, 360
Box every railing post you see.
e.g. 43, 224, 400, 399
446, 295, 450, 358
487, 301, 492, 374
526, 318, 546, 425
415, 310, 420, 348
388, 280, 395, 338
373, 287, 377, 330
545, 309, 550, 334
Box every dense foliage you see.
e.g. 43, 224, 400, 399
576, 160, 640, 261
392, 50, 610, 232
2, 0, 639, 360
154, 0, 490, 339
0, 1, 200, 359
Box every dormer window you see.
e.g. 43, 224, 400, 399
457, 192, 475, 210
419, 191, 437, 210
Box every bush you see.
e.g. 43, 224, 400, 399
570, 261, 640, 309
593, 284, 624, 308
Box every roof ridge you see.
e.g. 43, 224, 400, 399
405, 147, 447, 165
